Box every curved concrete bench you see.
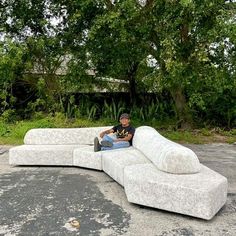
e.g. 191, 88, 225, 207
124, 163, 227, 220
133, 126, 201, 174
9, 127, 112, 166
9, 126, 228, 220
24, 127, 112, 145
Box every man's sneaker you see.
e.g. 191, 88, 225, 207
94, 137, 101, 152
0, 148, 7, 155
101, 140, 113, 147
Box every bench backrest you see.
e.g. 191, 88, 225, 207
133, 126, 201, 174
24, 126, 112, 145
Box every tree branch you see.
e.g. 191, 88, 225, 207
104, 0, 113, 10
145, 0, 154, 9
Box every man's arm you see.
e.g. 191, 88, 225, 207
114, 133, 133, 142
100, 128, 114, 138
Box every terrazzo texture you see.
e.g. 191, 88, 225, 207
9, 145, 86, 166
133, 126, 201, 174
24, 127, 112, 145
102, 147, 150, 186
73, 146, 103, 170
124, 163, 228, 220
8, 126, 228, 220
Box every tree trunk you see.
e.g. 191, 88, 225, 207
129, 74, 137, 105
170, 86, 193, 129
127, 62, 139, 106
169, 22, 193, 129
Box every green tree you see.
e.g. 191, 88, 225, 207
135, 0, 236, 128
0, 40, 28, 114
1, 0, 71, 114
61, 0, 236, 127
1, 0, 235, 128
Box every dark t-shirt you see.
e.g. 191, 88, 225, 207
112, 124, 135, 145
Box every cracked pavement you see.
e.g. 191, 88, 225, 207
0, 143, 236, 236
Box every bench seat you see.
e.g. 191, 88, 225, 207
9, 125, 228, 220
73, 146, 103, 170
9, 145, 86, 166
124, 163, 228, 220
102, 147, 150, 186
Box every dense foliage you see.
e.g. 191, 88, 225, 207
0, 0, 235, 128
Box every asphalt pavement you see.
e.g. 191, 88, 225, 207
0, 144, 236, 236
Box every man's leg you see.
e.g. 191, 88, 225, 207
101, 134, 116, 147
101, 141, 130, 151
94, 134, 116, 152
94, 137, 101, 152
102, 134, 114, 142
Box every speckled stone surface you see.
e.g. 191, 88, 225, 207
24, 127, 112, 145
8, 126, 229, 220
9, 145, 86, 166
124, 163, 228, 220
1, 143, 236, 235
133, 126, 201, 174
102, 147, 150, 186
73, 146, 103, 170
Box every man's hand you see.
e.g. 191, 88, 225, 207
100, 129, 114, 138
114, 134, 132, 142
100, 131, 106, 138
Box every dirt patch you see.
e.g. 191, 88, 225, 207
200, 134, 229, 144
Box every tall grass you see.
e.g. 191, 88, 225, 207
1, 115, 235, 145
0, 114, 109, 144
103, 99, 125, 121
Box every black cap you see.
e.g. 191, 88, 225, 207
120, 113, 130, 119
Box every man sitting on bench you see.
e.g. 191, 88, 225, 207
94, 113, 135, 152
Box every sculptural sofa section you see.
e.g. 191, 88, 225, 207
123, 126, 228, 220
73, 146, 103, 170
9, 144, 82, 166
9, 126, 228, 220
132, 126, 201, 174
9, 127, 112, 166
102, 147, 150, 186
124, 163, 227, 220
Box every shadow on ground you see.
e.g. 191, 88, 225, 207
0, 143, 236, 236
0, 169, 130, 236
